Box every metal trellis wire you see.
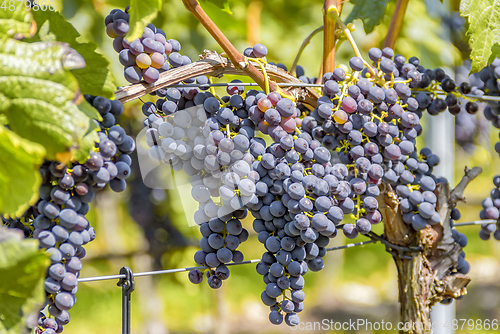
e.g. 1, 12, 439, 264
141, 81, 500, 102
453, 219, 497, 227
77, 238, 377, 334
76, 219, 490, 333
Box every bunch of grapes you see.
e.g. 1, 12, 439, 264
249, 133, 341, 326
138, 57, 346, 324
397, 148, 442, 230
478, 176, 500, 240
130, 41, 487, 324
300, 47, 447, 235
3, 96, 135, 334
141, 88, 256, 289
466, 60, 500, 240
105, 7, 188, 84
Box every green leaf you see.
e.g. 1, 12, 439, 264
201, 0, 232, 14
71, 114, 100, 163
31, 10, 116, 98
126, 0, 162, 41
0, 127, 44, 217
345, 0, 393, 34
0, 36, 94, 160
0, 3, 34, 39
0, 228, 49, 333
460, 0, 500, 73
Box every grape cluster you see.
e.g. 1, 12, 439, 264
300, 47, 437, 235
106, 7, 188, 84
380, 54, 480, 117
140, 73, 343, 324
469, 60, 500, 240
136, 45, 455, 325
3, 96, 134, 334
478, 176, 500, 240
249, 132, 343, 325
141, 91, 255, 289
136, 44, 486, 325
396, 148, 442, 230
438, 219, 470, 306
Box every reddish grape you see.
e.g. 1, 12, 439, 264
341, 96, 357, 113
164, 41, 173, 54
268, 92, 281, 105
258, 98, 273, 112
150, 52, 165, 69
281, 117, 296, 133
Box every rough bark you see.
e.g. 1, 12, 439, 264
377, 167, 481, 333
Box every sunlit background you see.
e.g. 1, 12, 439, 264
50, 0, 500, 332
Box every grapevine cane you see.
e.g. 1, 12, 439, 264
322, 0, 343, 77
181, 0, 293, 99
383, 0, 411, 50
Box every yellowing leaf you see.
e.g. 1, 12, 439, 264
0, 127, 44, 217
0, 3, 35, 38
0, 37, 96, 160
126, 0, 162, 41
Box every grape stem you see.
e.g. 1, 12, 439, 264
327, 7, 378, 79
290, 25, 324, 77
383, 0, 410, 50
182, 0, 290, 97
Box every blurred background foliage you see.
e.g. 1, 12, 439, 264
53, 0, 500, 333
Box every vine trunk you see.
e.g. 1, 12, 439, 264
378, 168, 481, 333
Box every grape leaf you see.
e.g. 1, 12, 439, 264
345, 0, 393, 34
460, 0, 500, 73
201, 0, 232, 14
0, 37, 98, 160
0, 229, 49, 332
31, 10, 116, 98
126, 0, 162, 41
71, 118, 100, 164
0, 3, 35, 39
0, 126, 44, 221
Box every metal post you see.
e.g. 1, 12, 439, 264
426, 100, 455, 333
423, 0, 456, 330
117, 267, 135, 334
